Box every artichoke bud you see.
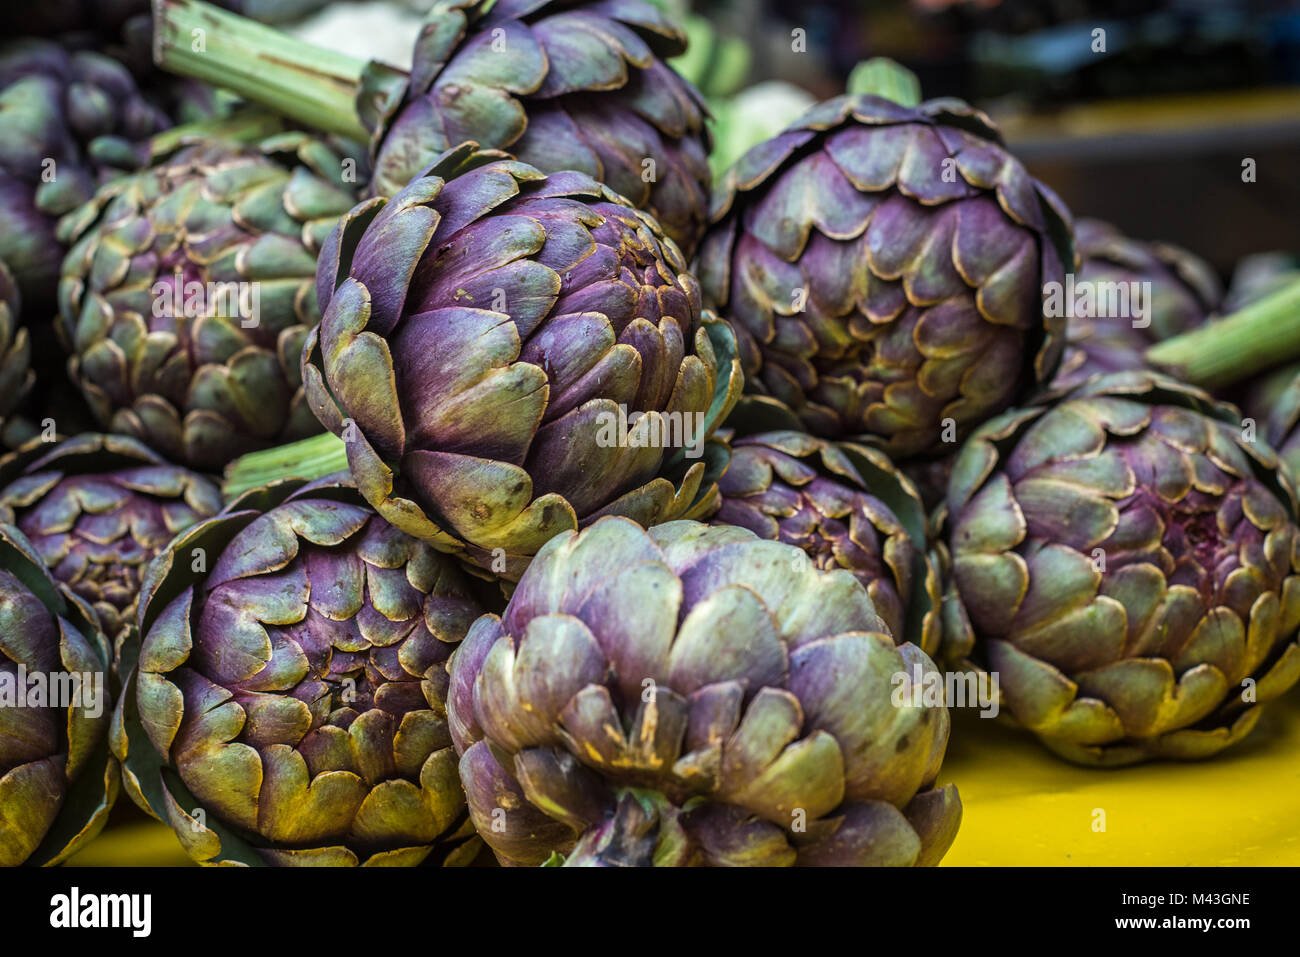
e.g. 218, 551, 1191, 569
114, 475, 495, 866
304, 148, 742, 581
939, 370, 1300, 765
0, 434, 223, 670
57, 132, 363, 471
698, 92, 1075, 459
448, 516, 962, 867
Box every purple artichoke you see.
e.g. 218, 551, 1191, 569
0, 39, 169, 303
1050, 219, 1222, 391
713, 428, 941, 656
939, 371, 1300, 765
448, 515, 961, 867
57, 132, 360, 470
301, 143, 741, 581
0, 522, 117, 866
366, 0, 712, 258
697, 93, 1072, 459
0, 433, 222, 653
111, 477, 493, 866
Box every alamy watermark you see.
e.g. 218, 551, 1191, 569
594, 406, 705, 459
891, 664, 1000, 718
0, 665, 105, 719
1043, 274, 1152, 328
152, 271, 261, 328
49, 888, 151, 937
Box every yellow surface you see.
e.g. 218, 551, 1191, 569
68, 693, 1300, 867
939, 692, 1300, 866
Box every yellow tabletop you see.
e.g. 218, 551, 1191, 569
939, 692, 1300, 866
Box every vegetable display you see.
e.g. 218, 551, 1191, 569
3, 0, 1300, 872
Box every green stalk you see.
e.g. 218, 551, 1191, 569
847, 58, 922, 108
151, 0, 371, 141
1147, 278, 1300, 390
222, 431, 349, 501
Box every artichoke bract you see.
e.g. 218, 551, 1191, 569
368, 0, 712, 257
0, 259, 36, 450
448, 516, 961, 867
0, 523, 118, 866
713, 428, 941, 656
302, 143, 742, 581
940, 371, 1300, 765
112, 476, 491, 866
57, 132, 360, 471
1241, 369, 1300, 484
0, 39, 169, 303
697, 93, 1072, 459
1050, 219, 1222, 391
0, 433, 222, 653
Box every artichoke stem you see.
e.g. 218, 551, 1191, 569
222, 432, 349, 501
846, 58, 923, 107
1147, 277, 1300, 390
152, 0, 371, 142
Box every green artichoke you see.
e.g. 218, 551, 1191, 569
712, 428, 941, 656
0, 259, 36, 450
300, 143, 741, 581
0, 433, 222, 653
939, 370, 1300, 765
111, 476, 491, 866
0, 39, 170, 303
448, 516, 960, 866
697, 93, 1072, 459
1050, 219, 1222, 392
0, 522, 118, 866
57, 131, 360, 471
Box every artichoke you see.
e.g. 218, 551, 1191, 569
300, 143, 741, 582
697, 92, 1072, 459
939, 370, 1300, 765
447, 516, 960, 866
0, 39, 169, 302
368, 0, 712, 257
57, 131, 360, 471
0, 522, 118, 866
0, 433, 222, 652
712, 428, 941, 656
154, 0, 713, 258
1050, 219, 1222, 392
0, 259, 36, 450
111, 476, 492, 866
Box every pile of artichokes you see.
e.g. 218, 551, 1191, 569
2, 0, 1299, 870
